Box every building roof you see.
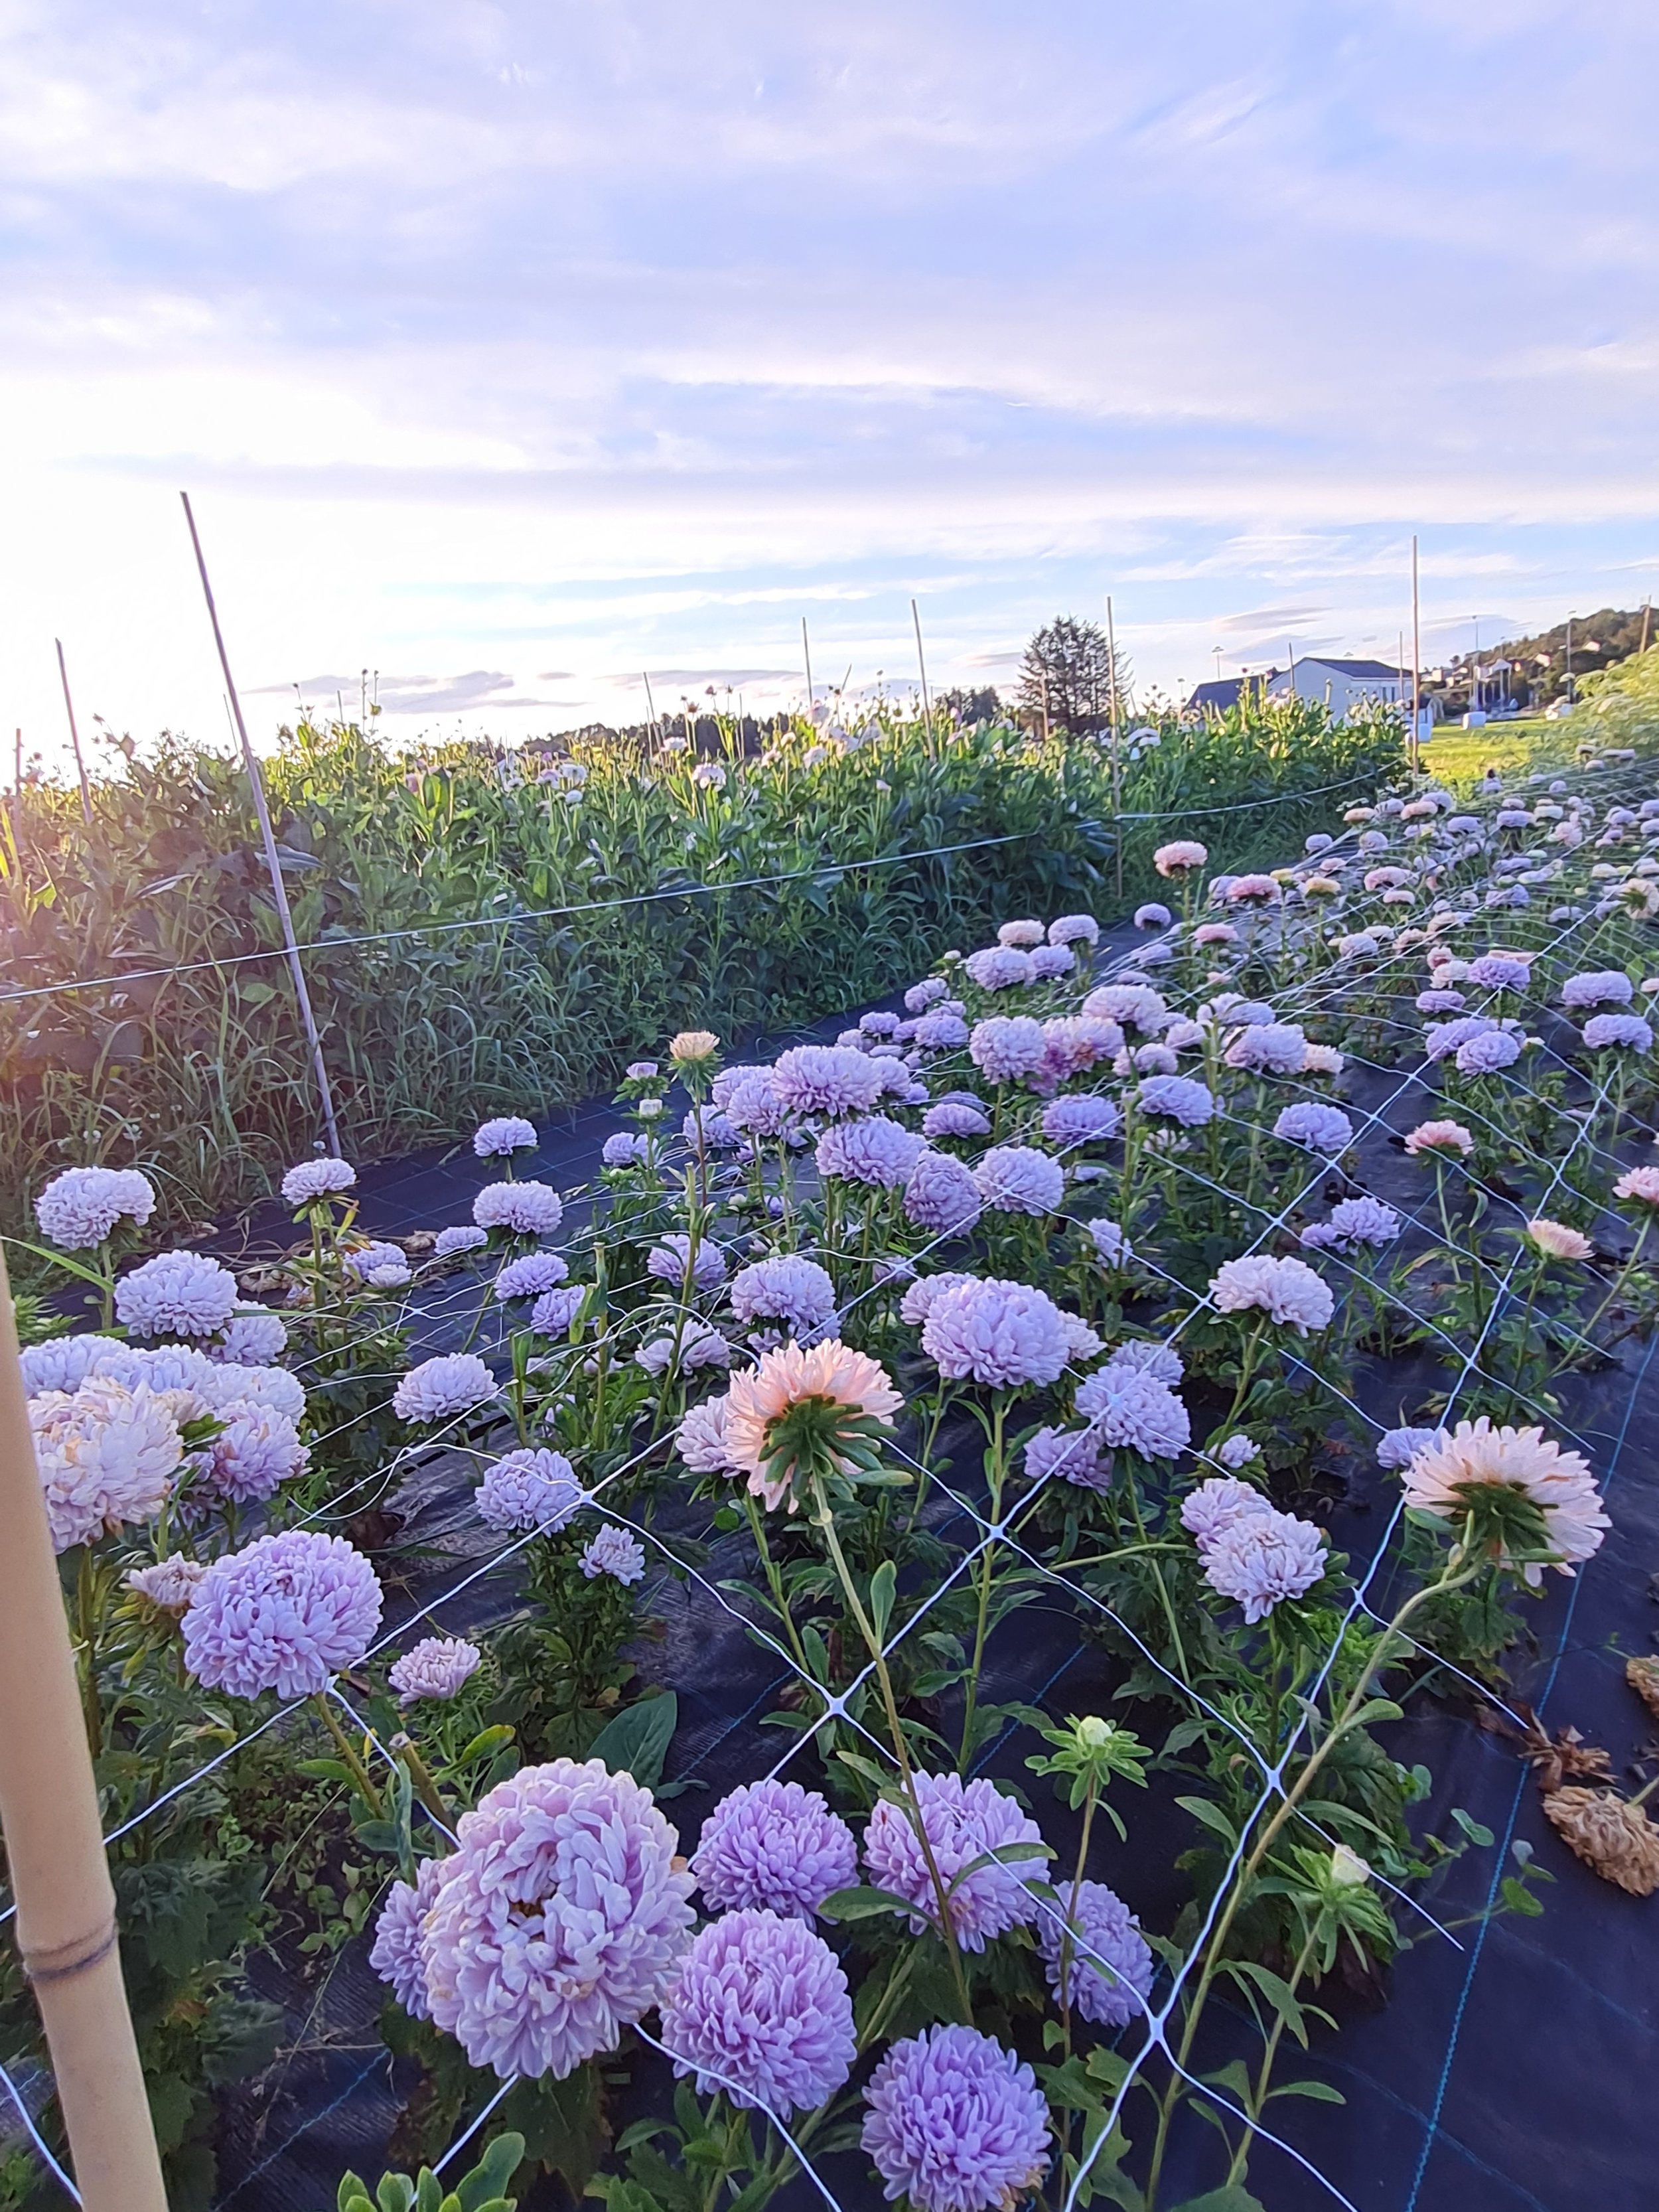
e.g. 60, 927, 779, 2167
1295, 656, 1404, 680
1183, 676, 1248, 713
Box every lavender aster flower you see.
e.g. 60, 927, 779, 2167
969, 1016, 1048, 1083
29, 1378, 182, 1550
1048, 913, 1100, 946
345, 1241, 413, 1289
394, 1353, 496, 1423
1037, 1880, 1155, 2028
390, 1637, 482, 1704
472, 1116, 538, 1157
1133, 901, 1173, 931
659, 1909, 856, 2115
1273, 1102, 1354, 1154
1029, 943, 1075, 980
195, 1357, 305, 1424
212, 1311, 289, 1366
476, 1447, 584, 1532
1074, 1368, 1190, 1460
1104, 1338, 1185, 1386
1583, 1012, 1654, 1052
913, 1009, 972, 1049
473, 1181, 564, 1236
923, 1099, 992, 1140
420, 1759, 695, 2079
602, 1132, 648, 1167
1457, 1028, 1522, 1074
528, 1286, 583, 1336
771, 1045, 885, 1118
580, 1525, 646, 1585
182, 1529, 382, 1698
899, 1272, 973, 1326
1216, 1432, 1260, 1469
1307, 1195, 1400, 1249
691, 1779, 857, 1920
817, 1117, 926, 1188
1562, 970, 1633, 1009
281, 1157, 356, 1207
1180, 1475, 1275, 1550
1417, 988, 1467, 1013
1423, 1014, 1500, 1062
636, 1321, 732, 1376
19, 1334, 135, 1397
729, 1254, 837, 1337
1467, 952, 1532, 990
35, 1167, 157, 1250
1210, 1254, 1333, 1334
1084, 983, 1167, 1033
204, 1398, 309, 1504
903, 1150, 982, 1233
974, 1145, 1064, 1216
676, 1393, 739, 1475
370, 1854, 447, 2021
434, 1224, 489, 1257
997, 919, 1045, 948
1042, 1095, 1122, 1145
1025, 1423, 1111, 1491
904, 978, 948, 1012
1376, 1424, 1447, 1471
494, 1252, 571, 1301
922, 1276, 1070, 1388
115, 1251, 240, 1339
1202, 1510, 1328, 1622
725, 1074, 796, 1139
1135, 1074, 1214, 1127
646, 1234, 727, 1291
1226, 1023, 1308, 1075
863, 1772, 1046, 1949
125, 1554, 206, 1615
964, 946, 1034, 991
1086, 1218, 1133, 1267
862, 2027, 1050, 2212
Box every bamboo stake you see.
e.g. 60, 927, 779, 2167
0, 1249, 167, 2211
53, 642, 94, 828
910, 598, 933, 737
1106, 595, 1123, 901
1411, 535, 1423, 772
801, 618, 815, 716
180, 492, 342, 1159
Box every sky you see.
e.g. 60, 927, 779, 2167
3, 0, 1659, 767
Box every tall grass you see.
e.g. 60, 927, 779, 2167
0, 699, 1404, 1234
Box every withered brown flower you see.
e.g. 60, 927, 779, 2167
1542, 1788, 1659, 1896
1626, 1655, 1659, 1723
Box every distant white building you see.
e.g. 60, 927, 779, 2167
1184, 656, 1410, 723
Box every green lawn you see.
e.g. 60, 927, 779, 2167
1419, 716, 1579, 790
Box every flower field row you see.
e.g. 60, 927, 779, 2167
7, 737, 1659, 2212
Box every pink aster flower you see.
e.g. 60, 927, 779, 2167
1405, 1118, 1474, 1156
723, 1340, 902, 1510
1154, 840, 1208, 875
1400, 1420, 1609, 1583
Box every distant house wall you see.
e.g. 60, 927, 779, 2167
1269, 660, 1406, 720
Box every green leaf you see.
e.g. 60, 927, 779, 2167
453, 2132, 526, 2210
588, 1693, 677, 1789
1167, 2189, 1267, 2212
869, 1559, 897, 1645
1498, 1874, 1545, 1918
818, 1883, 906, 1922
1175, 1794, 1239, 1844
1266, 2079, 1345, 2106
1451, 1806, 1494, 1848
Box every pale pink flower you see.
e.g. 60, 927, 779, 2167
1154, 840, 1208, 875
1526, 1218, 1593, 1262
1401, 1419, 1608, 1584
723, 1341, 902, 1511
1404, 1119, 1474, 1157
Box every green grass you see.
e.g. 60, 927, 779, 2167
1420, 715, 1579, 789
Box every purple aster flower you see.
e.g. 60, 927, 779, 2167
863, 1772, 1046, 1950
691, 1779, 857, 1920
1037, 1879, 1155, 2027
394, 1353, 496, 1423
1467, 952, 1532, 991
494, 1251, 570, 1302
1563, 970, 1633, 1009
1074, 1368, 1190, 1459
1181, 1475, 1275, 1550
1308, 1195, 1400, 1249
898, 1272, 974, 1326
914, 1009, 972, 1049
1084, 983, 1168, 1033
905, 978, 949, 1013
1202, 1509, 1328, 1622
1583, 1012, 1654, 1052
203, 1398, 309, 1504
1416, 986, 1467, 1013
969, 1015, 1048, 1083
1025, 1423, 1112, 1491
421, 1759, 696, 2079
344, 1240, 412, 1290
370, 1854, 447, 2020
659, 1908, 856, 2116
861, 1009, 901, 1037
725, 1074, 798, 1140
473, 1180, 563, 1236
1216, 1432, 1260, 1470
1376, 1423, 1447, 1471
1133, 901, 1173, 931
1029, 944, 1075, 980
476, 1446, 583, 1531
817, 1116, 926, 1188
903, 1150, 983, 1233
964, 946, 1035, 990
29, 1378, 181, 1551
212, 1311, 289, 1366
603, 1132, 648, 1167
974, 1145, 1064, 1216
1457, 1028, 1522, 1074
434, 1224, 489, 1257
729, 1254, 837, 1337
280, 1157, 356, 1208
862, 2026, 1051, 2212
646, 1234, 727, 1290
771, 1045, 885, 1118
35, 1167, 157, 1250
182, 1529, 382, 1698
1049, 913, 1100, 946
923, 1099, 991, 1140
472, 1115, 538, 1157
580, 1524, 646, 1585
1210, 1254, 1334, 1334
115, 1251, 240, 1339
922, 1277, 1070, 1387
390, 1636, 482, 1704
1042, 1095, 1122, 1146
1226, 1023, 1309, 1075
1086, 1218, 1133, 1267
1273, 1102, 1354, 1154
532, 1286, 586, 1335
1135, 1074, 1214, 1127
1105, 1337, 1185, 1385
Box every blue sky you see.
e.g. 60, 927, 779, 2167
4, 0, 1658, 759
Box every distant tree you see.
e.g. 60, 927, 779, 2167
936, 684, 1003, 725
1017, 617, 1131, 733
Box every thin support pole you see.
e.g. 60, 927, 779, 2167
910, 597, 934, 736
0, 1248, 168, 2212
179, 492, 342, 1158
802, 618, 815, 716
1642, 600, 1652, 656
53, 643, 93, 827
1106, 595, 1123, 901
1411, 535, 1422, 772
641, 671, 662, 743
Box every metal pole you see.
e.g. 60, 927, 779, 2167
53, 642, 93, 827
802, 619, 815, 717
910, 598, 933, 736
179, 492, 342, 1158
1411, 536, 1422, 771
1106, 595, 1123, 902
0, 1248, 168, 2212
641, 671, 662, 743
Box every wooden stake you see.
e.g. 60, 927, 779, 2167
0, 1249, 167, 2211
1410, 536, 1422, 772
1106, 596, 1123, 901
180, 492, 342, 1159
910, 599, 933, 736
802, 618, 815, 715
53, 642, 94, 827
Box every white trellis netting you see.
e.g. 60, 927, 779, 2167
4, 746, 1659, 2211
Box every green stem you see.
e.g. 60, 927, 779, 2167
1225, 1922, 1320, 2185
957, 1397, 1007, 1773
313, 1693, 387, 1819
